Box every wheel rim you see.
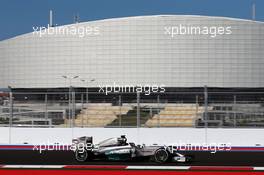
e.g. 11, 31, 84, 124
154, 149, 169, 163
75, 149, 88, 162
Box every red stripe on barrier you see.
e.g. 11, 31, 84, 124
0, 170, 262, 175
0, 146, 34, 149
190, 166, 254, 171
230, 147, 264, 151
64, 165, 127, 169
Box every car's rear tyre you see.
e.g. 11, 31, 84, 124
75, 149, 88, 162
154, 149, 169, 163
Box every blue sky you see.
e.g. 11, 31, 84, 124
0, 0, 263, 40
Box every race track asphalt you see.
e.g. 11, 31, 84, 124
0, 150, 264, 166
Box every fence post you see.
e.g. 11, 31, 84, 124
72, 88, 75, 128
81, 93, 84, 109
234, 95, 237, 127
45, 93, 48, 126
86, 87, 89, 104
118, 95, 122, 127
157, 95, 160, 128
204, 85, 208, 143
204, 86, 208, 127
68, 86, 71, 128
137, 91, 140, 128
196, 95, 198, 118
9, 90, 13, 144
81, 93, 84, 127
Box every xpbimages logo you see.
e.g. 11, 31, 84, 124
164, 24, 232, 38
32, 24, 100, 38
98, 83, 166, 95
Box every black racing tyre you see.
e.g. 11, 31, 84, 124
75, 149, 88, 162
154, 149, 169, 163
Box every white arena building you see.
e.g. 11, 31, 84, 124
0, 15, 264, 89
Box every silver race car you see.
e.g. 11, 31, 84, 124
72, 135, 193, 163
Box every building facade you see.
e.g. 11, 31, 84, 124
0, 15, 264, 89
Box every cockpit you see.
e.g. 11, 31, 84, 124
98, 135, 127, 147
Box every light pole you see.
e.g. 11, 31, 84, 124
81, 78, 95, 104
62, 75, 79, 128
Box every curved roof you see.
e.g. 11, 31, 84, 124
1, 15, 263, 42
78, 15, 264, 25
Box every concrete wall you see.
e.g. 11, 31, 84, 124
0, 127, 264, 146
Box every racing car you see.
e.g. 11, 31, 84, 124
72, 135, 193, 163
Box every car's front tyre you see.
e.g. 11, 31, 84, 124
153, 148, 169, 163
75, 149, 88, 162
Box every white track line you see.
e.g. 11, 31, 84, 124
3, 165, 64, 169
1, 165, 264, 171
254, 167, 264, 171
126, 166, 190, 170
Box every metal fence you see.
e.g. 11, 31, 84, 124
1, 90, 264, 128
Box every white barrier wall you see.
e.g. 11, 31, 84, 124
0, 127, 264, 146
